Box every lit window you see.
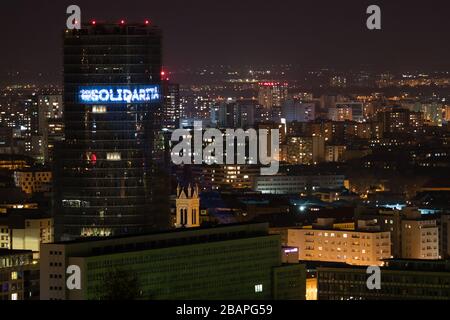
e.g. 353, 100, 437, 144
11, 272, 18, 280
255, 284, 263, 293
11, 293, 18, 300
107, 152, 121, 161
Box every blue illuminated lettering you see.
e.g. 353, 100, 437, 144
132, 89, 139, 101
78, 86, 160, 104
139, 89, 146, 101
93, 90, 99, 101
99, 89, 109, 101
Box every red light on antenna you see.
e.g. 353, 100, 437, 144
161, 71, 166, 77
91, 20, 96, 25
120, 20, 125, 24
145, 20, 150, 25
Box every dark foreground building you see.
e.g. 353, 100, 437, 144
40, 223, 306, 300
54, 22, 166, 240
317, 259, 450, 300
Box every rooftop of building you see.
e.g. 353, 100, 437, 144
384, 259, 450, 272
0, 209, 52, 228
422, 178, 450, 190
315, 259, 450, 273
200, 191, 293, 211
0, 187, 30, 204
12, 166, 52, 173
252, 212, 300, 228
49, 223, 272, 254
303, 260, 351, 270
0, 249, 33, 257
288, 225, 388, 234
0, 154, 34, 162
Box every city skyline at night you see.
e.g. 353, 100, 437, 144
1, 0, 450, 85
1, 0, 450, 307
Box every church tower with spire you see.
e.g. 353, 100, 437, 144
175, 184, 200, 228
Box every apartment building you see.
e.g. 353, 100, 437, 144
285, 219, 391, 266
402, 219, 439, 260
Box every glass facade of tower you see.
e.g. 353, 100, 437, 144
54, 23, 162, 240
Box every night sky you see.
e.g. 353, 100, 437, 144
1, 0, 449, 83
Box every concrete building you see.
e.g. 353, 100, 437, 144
421, 103, 443, 127
13, 169, 52, 194
377, 108, 423, 134
344, 122, 373, 139
444, 105, 450, 122
335, 102, 364, 122
217, 100, 257, 129
198, 165, 261, 191
284, 219, 391, 266
0, 211, 54, 258
355, 208, 402, 258
258, 82, 288, 109
317, 259, 450, 300
328, 106, 352, 122
254, 174, 345, 195
325, 145, 346, 163
282, 100, 317, 123
402, 210, 439, 260
356, 207, 440, 260
440, 214, 450, 259
161, 80, 181, 129
37, 94, 63, 163
329, 76, 347, 88
40, 223, 306, 300
286, 136, 325, 165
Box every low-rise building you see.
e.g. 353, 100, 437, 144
254, 174, 345, 195
440, 214, 450, 259
317, 259, 450, 300
402, 218, 439, 260
0, 210, 53, 258
40, 223, 306, 300
355, 208, 403, 258
13, 169, 52, 194
0, 249, 39, 300
284, 219, 391, 266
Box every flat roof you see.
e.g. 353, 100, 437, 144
0, 249, 33, 257
316, 259, 450, 272
52, 222, 269, 245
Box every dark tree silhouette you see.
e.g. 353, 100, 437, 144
97, 268, 142, 300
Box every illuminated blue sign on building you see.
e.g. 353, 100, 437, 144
78, 85, 161, 104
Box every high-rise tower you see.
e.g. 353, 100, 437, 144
54, 21, 166, 240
